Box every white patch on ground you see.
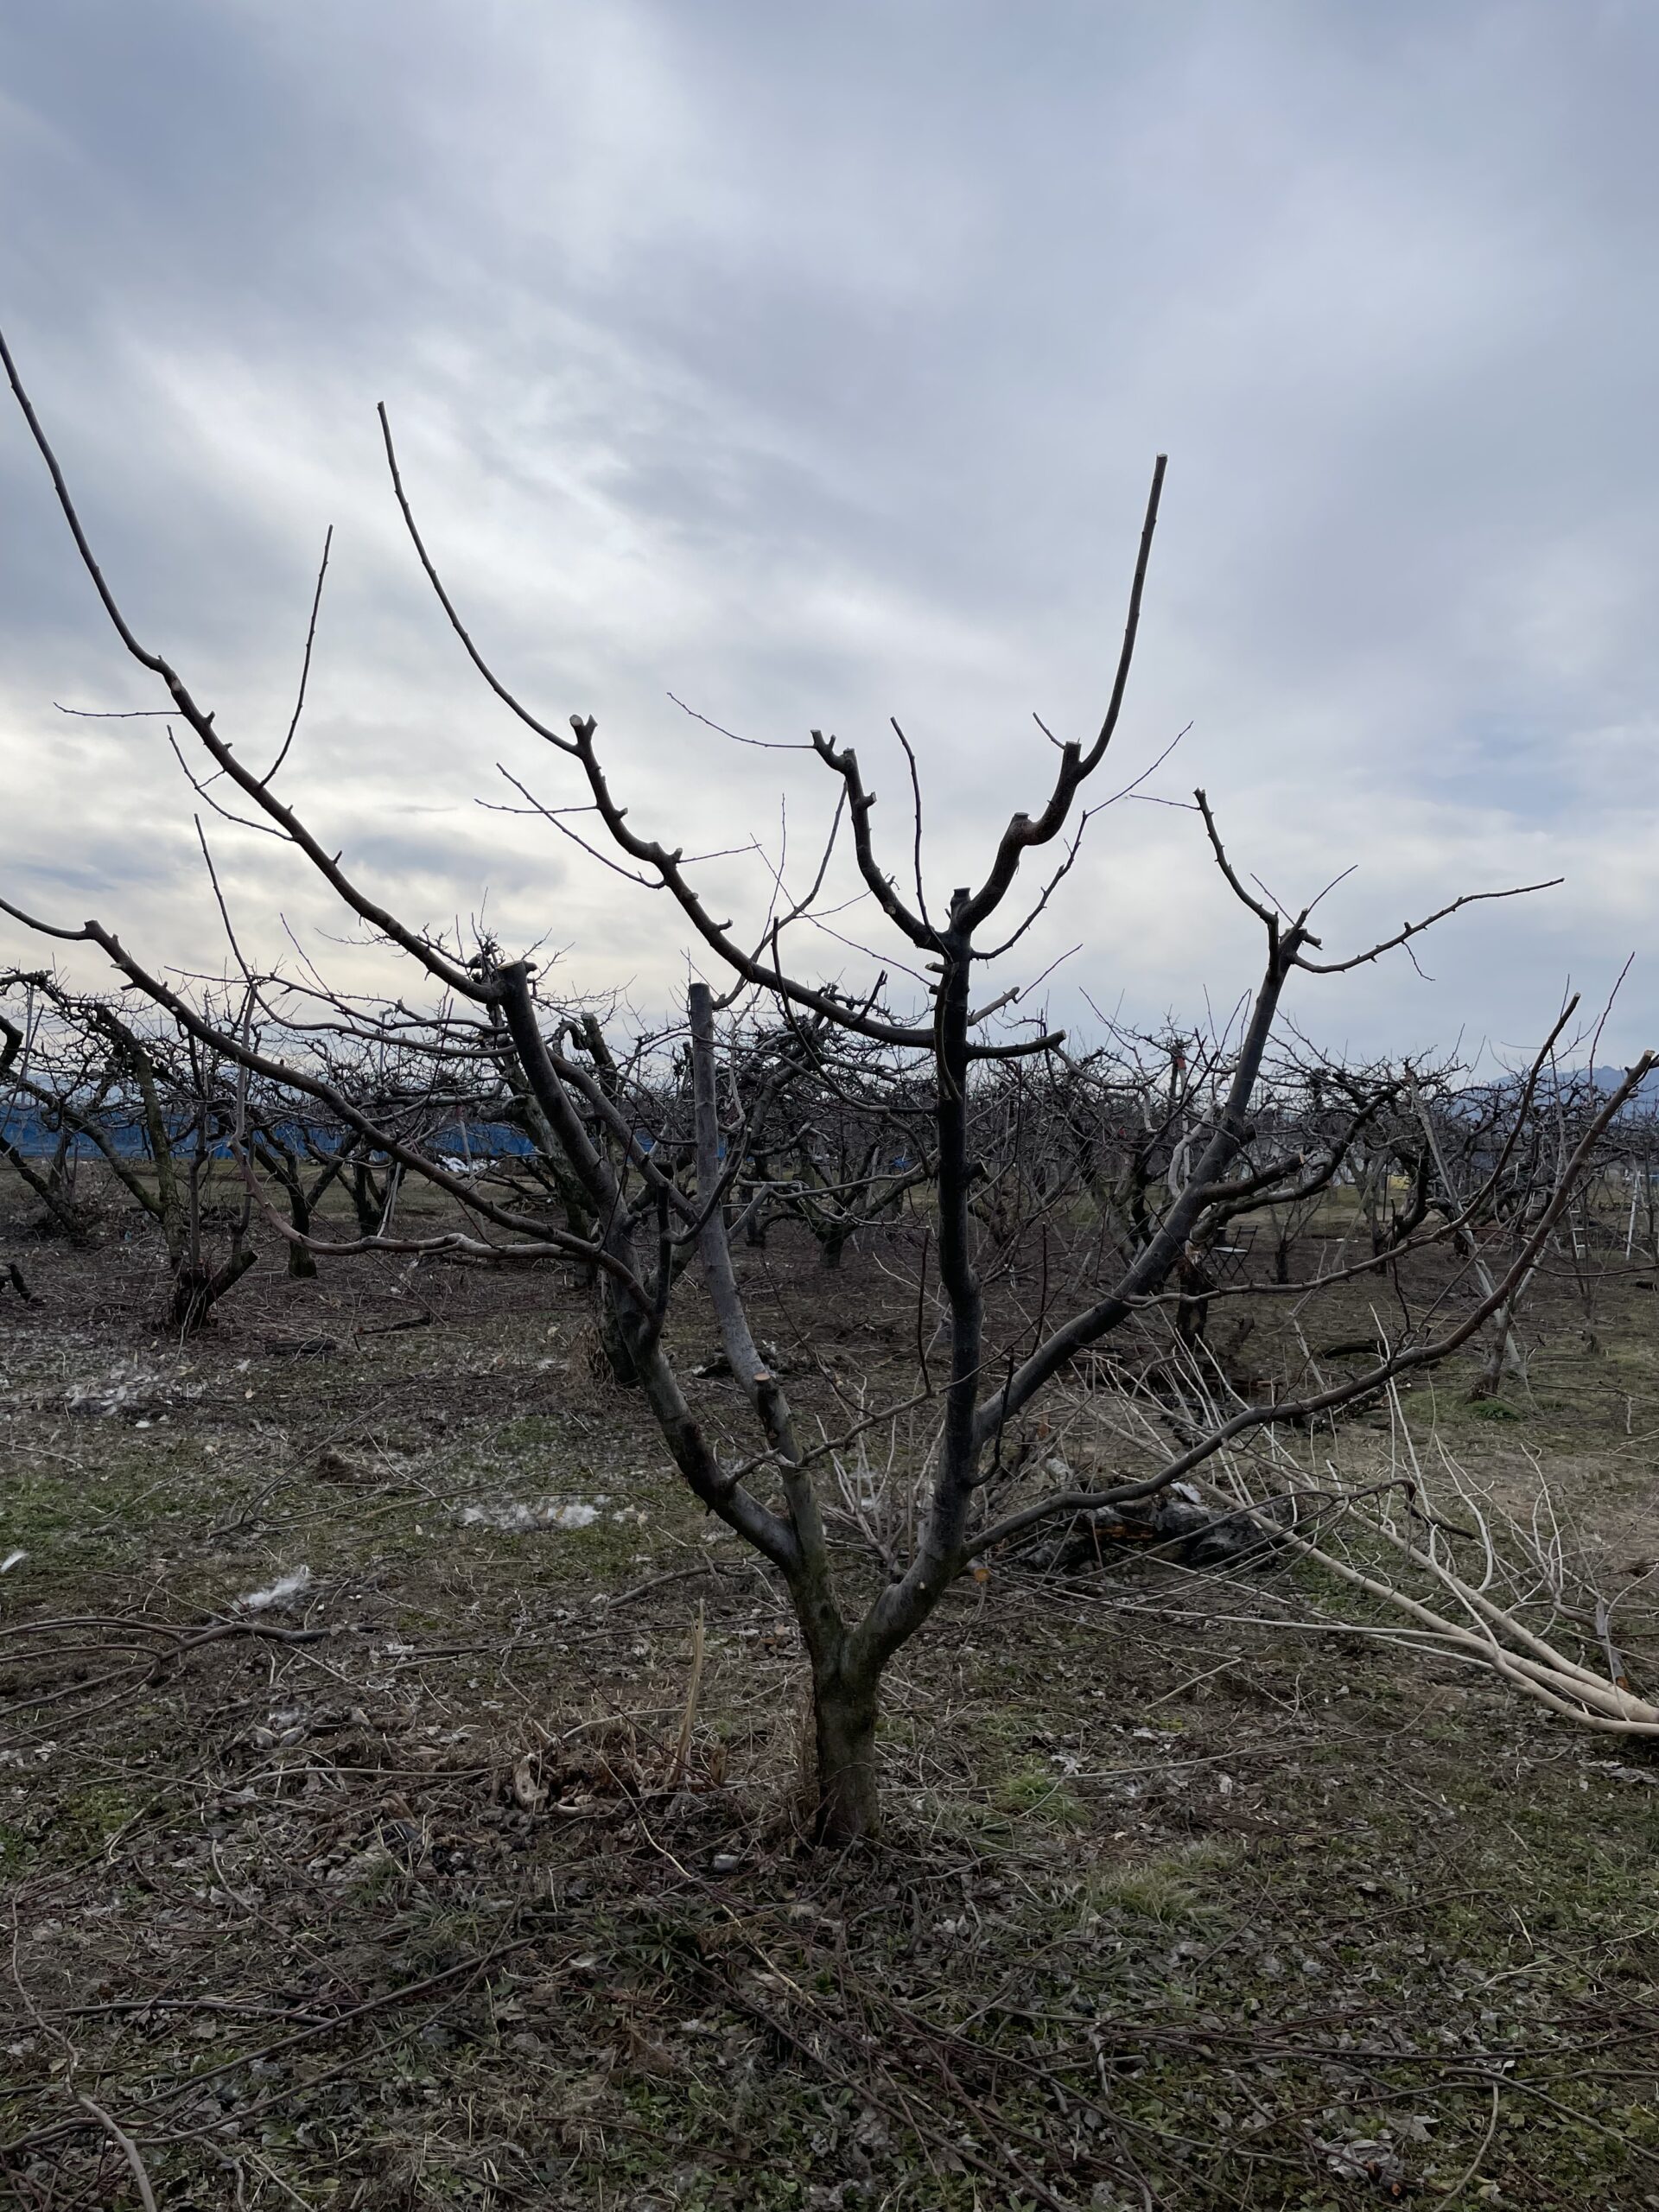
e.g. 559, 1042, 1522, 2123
1, 1549, 27, 1573
458, 1497, 606, 1533
65, 1359, 202, 1420
238, 1566, 314, 1611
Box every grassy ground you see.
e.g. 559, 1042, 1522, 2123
2, 1185, 1657, 2209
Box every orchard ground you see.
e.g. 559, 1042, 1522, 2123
2, 1173, 1656, 2210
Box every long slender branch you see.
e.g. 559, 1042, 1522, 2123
0, 328, 482, 1001
956, 456, 1166, 933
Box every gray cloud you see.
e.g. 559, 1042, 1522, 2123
3, 0, 1658, 1062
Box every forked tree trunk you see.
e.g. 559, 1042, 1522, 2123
810, 1669, 880, 1844
164, 1243, 257, 1334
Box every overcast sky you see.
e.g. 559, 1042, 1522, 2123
3, 1, 1657, 1066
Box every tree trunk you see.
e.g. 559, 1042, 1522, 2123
1175, 1250, 1213, 1351
1469, 1295, 1529, 1401
286, 1189, 318, 1278
2, 1141, 92, 1241
351, 1161, 383, 1237
164, 1242, 257, 1335
809, 1672, 880, 1843
167, 1264, 217, 1335
594, 1274, 643, 1389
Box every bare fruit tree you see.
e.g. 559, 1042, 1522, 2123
1, 971, 257, 1332
3, 328, 1651, 1840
